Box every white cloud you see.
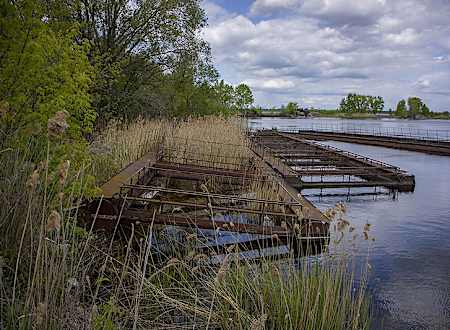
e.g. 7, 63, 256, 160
203, 1, 450, 111
250, 0, 301, 15
301, 0, 387, 26
248, 78, 296, 91
384, 28, 420, 46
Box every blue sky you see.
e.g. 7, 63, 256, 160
202, 0, 450, 111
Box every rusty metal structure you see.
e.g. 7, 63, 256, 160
276, 127, 450, 156
84, 143, 330, 257
251, 130, 415, 193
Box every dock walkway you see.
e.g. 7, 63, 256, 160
282, 129, 450, 156
251, 130, 415, 193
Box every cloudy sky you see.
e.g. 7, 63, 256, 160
201, 0, 450, 111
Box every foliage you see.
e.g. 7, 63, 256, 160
0, 0, 96, 142
282, 102, 300, 116
234, 83, 254, 111
339, 94, 384, 113
214, 80, 254, 113
395, 97, 432, 119
395, 99, 408, 118
59, 0, 219, 122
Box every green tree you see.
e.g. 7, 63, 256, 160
395, 99, 407, 118
283, 102, 299, 116
0, 0, 95, 142
407, 97, 423, 119
421, 103, 431, 116
62, 0, 213, 121
339, 94, 384, 113
215, 80, 235, 110
234, 84, 254, 112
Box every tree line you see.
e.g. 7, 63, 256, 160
337, 93, 443, 119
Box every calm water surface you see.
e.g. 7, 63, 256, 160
249, 118, 450, 330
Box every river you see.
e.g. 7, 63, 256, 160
249, 117, 450, 330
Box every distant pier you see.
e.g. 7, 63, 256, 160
277, 127, 450, 156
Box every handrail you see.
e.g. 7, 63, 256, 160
271, 124, 450, 143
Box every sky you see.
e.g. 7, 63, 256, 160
201, 0, 450, 111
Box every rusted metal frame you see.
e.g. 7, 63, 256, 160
168, 135, 252, 148
275, 132, 395, 167
161, 147, 253, 163
94, 211, 294, 237
120, 184, 303, 208
295, 169, 402, 177
153, 160, 261, 179
152, 171, 269, 188
161, 155, 255, 170
254, 132, 412, 190
296, 181, 413, 189
148, 166, 271, 184
286, 134, 402, 172
275, 154, 343, 160
291, 130, 450, 145
124, 197, 300, 219
196, 236, 289, 255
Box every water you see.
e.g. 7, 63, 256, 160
249, 118, 450, 330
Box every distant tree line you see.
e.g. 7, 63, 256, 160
339, 94, 384, 113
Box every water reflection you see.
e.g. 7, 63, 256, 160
250, 118, 450, 330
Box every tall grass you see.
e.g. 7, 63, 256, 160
0, 116, 371, 329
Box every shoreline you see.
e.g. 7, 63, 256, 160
245, 114, 450, 120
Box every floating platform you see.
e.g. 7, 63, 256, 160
284, 129, 450, 156
251, 130, 415, 193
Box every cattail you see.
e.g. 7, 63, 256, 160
364, 223, 371, 232
58, 160, 70, 186
363, 231, 369, 240
250, 313, 267, 330
47, 111, 69, 136
186, 233, 197, 241
35, 302, 47, 326
27, 169, 39, 190
46, 210, 61, 232
193, 253, 208, 261
166, 258, 179, 267
215, 255, 230, 284
226, 244, 236, 253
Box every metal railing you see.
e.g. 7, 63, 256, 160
276, 124, 450, 143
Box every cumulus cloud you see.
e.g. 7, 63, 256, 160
250, 0, 301, 15
203, 0, 450, 111
301, 0, 387, 26
384, 28, 420, 46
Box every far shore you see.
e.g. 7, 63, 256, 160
244, 111, 450, 120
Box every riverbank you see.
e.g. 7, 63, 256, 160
0, 116, 371, 329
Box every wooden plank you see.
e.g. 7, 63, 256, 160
100, 152, 159, 198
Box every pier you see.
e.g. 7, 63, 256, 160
84, 142, 330, 257
251, 130, 415, 193
277, 126, 450, 156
